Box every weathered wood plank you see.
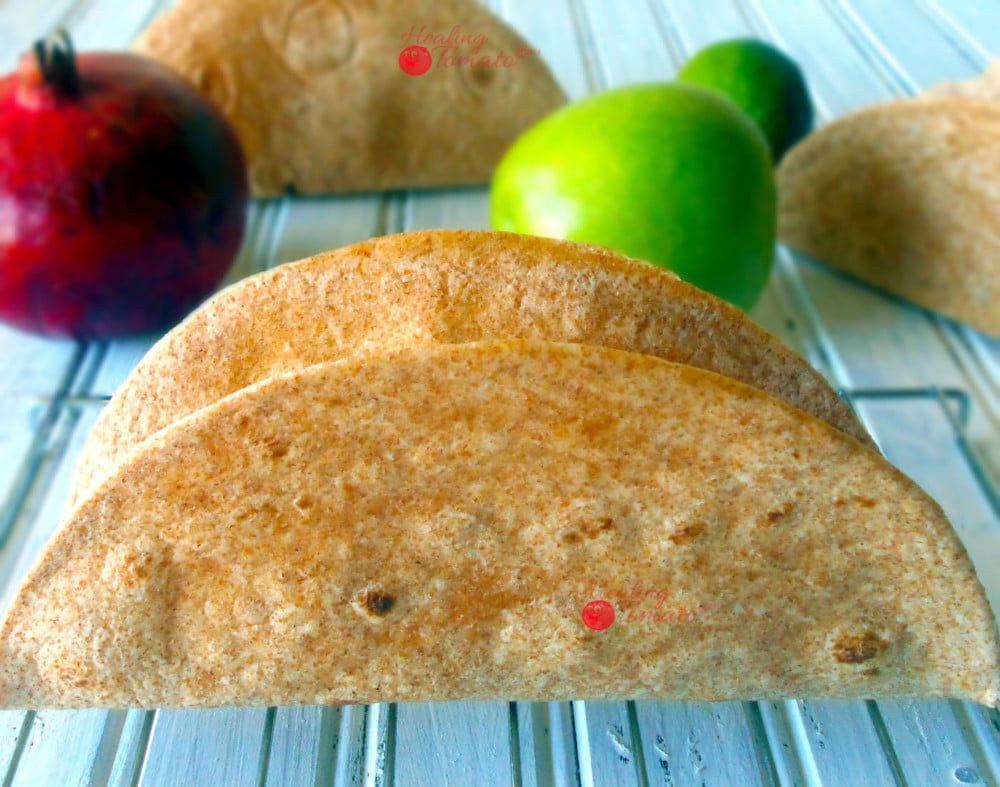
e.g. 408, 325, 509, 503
139, 709, 269, 787
395, 702, 513, 787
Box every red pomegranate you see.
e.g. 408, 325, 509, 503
0, 31, 248, 338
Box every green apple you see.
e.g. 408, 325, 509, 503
490, 82, 776, 311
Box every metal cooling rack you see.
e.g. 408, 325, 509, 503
0, 0, 999, 785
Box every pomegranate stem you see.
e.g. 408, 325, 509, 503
33, 30, 80, 96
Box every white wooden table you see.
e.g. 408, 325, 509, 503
1, 1, 999, 785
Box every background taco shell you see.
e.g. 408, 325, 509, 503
922, 58, 1000, 102
778, 98, 1000, 337
132, 0, 567, 195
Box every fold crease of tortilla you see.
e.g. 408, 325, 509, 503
1, 341, 996, 709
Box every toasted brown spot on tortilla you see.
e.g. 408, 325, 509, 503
833, 631, 888, 664
263, 438, 290, 459
669, 521, 705, 544
766, 501, 796, 525
470, 66, 495, 87
292, 494, 313, 512
564, 518, 617, 543
360, 590, 395, 617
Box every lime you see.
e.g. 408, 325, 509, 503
676, 38, 813, 162
490, 82, 776, 311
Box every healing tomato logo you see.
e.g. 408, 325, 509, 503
399, 46, 432, 76
581, 600, 615, 631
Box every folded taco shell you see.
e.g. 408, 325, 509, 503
71, 230, 871, 504
132, 0, 567, 195
922, 59, 1000, 102
778, 98, 1000, 337
1, 341, 995, 709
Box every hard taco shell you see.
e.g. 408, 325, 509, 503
72, 230, 871, 504
2, 341, 995, 709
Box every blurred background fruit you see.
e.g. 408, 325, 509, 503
0, 32, 247, 338
676, 38, 813, 162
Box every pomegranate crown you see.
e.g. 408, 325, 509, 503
26, 29, 80, 96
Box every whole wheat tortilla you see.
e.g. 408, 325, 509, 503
778, 98, 1000, 337
922, 59, 1000, 102
1, 341, 996, 709
132, 0, 567, 195
71, 230, 871, 504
